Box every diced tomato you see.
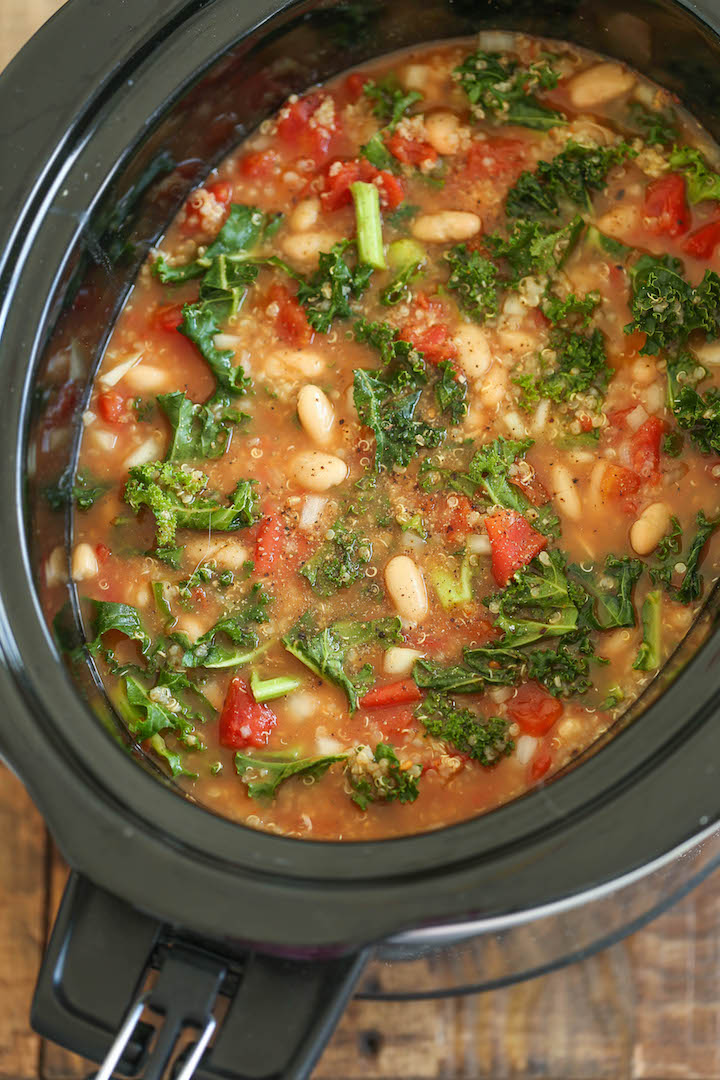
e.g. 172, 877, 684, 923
276, 93, 338, 164
345, 72, 370, 100
359, 679, 423, 709
643, 173, 690, 237
320, 159, 404, 211
385, 133, 438, 168
460, 138, 527, 181
629, 415, 664, 481
398, 322, 457, 364
267, 283, 314, 347
206, 180, 233, 205
606, 406, 635, 430
219, 676, 277, 749
97, 391, 127, 424
530, 746, 553, 781
509, 474, 550, 506
508, 682, 563, 736
485, 509, 548, 587
154, 303, 185, 332
239, 149, 278, 178
366, 705, 418, 735
683, 219, 720, 259
600, 463, 642, 500
255, 515, 285, 576
95, 543, 111, 563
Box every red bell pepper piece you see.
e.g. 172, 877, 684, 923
629, 415, 664, 481
255, 515, 285, 576
359, 679, 422, 709
683, 219, 720, 259
267, 284, 314, 347
508, 682, 563, 736
219, 676, 277, 749
643, 173, 690, 237
385, 133, 438, 168
97, 391, 127, 424
485, 509, 548, 587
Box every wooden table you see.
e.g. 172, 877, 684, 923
4, 4, 720, 1077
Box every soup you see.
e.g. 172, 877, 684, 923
35, 33, 720, 839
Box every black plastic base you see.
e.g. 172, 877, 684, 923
33, 874, 369, 1080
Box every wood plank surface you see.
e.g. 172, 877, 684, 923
3, 4, 720, 1079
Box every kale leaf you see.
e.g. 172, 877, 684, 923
445, 245, 499, 322
363, 79, 423, 131
626, 255, 720, 356
454, 50, 564, 131
158, 390, 249, 461
468, 436, 560, 537
488, 550, 581, 648
486, 215, 584, 282
669, 145, 720, 204
571, 555, 643, 629
515, 328, 611, 408
295, 241, 373, 333
541, 289, 599, 327
235, 749, 345, 800
633, 590, 662, 672
666, 352, 720, 454
676, 511, 720, 603
300, 519, 372, 595
506, 141, 633, 219
526, 638, 597, 697
626, 103, 677, 146
435, 360, 468, 424
44, 466, 109, 511
347, 742, 421, 809
415, 691, 514, 764
176, 583, 271, 668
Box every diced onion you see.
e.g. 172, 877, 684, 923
316, 734, 344, 755
625, 403, 648, 432
504, 410, 527, 438
99, 352, 142, 387
467, 533, 491, 555
516, 734, 538, 765
299, 494, 327, 530
123, 436, 163, 468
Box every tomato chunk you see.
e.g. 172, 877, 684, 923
320, 159, 404, 211
277, 93, 338, 164
205, 180, 233, 205
629, 415, 664, 481
398, 322, 457, 364
530, 746, 553, 781
255, 516, 285, 575
267, 284, 314, 347
643, 173, 690, 237
508, 683, 563, 736
485, 509, 548, 587
600, 463, 641, 500
219, 676, 277, 749
385, 133, 438, 168
345, 72, 370, 100
97, 391, 127, 424
154, 303, 185, 332
683, 219, 720, 259
460, 138, 527, 181
239, 149, 278, 178
359, 679, 423, 708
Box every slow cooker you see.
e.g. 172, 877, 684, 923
3, 1, 720, 1077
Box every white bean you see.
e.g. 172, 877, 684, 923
384, 646, 423, 677
289, 197, 320, 232
551, 463, 582, 521
281, 229, 341, 264
71, 543, 99, 582
384, 555, 428, 623
264, 347, 325, 381
497, 328, 539, 359
630, 502, 671, 555
567, 63, 635, 109
411, 211, 481, 244
423, 110, 466, 155
631, 356, 657, 386
479, 363, 508, 409
292, 451, 348, 492
401, 63, 432, 92
297, 384, 335, 446
454, 323, 491, 382
694, 340, 720, 367
123, 435, 164, 469
596, 204, 640, 240
45, 546, 68, 587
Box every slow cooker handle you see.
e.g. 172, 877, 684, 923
32, 873, 369, 1079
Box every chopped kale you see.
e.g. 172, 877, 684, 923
666, 352, 720, 455
124, 463, 259, 548
132, 397, 155, 423
515, 328, 611, 408
669, 145, 720, 204
435, 360, 468, 423
571, 555, 643, 630
300, 519, 373, 595
486, 215, 584, 282
627, 103, 678, 146
175, 584, 271, 668
381, 259, 423, 306
295, 240, 374, 332
468, 436, 560, 537
633, 590, 662, 672
585, 224, 632, 261
347, 742, 421, 809
625, 255, 720, 356
488, 551, 581, 648
445, 245, 499, 322
154, 203, 271, 283
506, 140, 634, 219
363, 78, 423, 131
282, 613, 401, 711
541, 289, 599, 327
526, 638, 597, 697
354, 369, 444, 469
386, 203, 419, 230
676, 511, 720, 603
415, 691, 514, 764
235, 749, 345, 800
454, 50, 564, 130
44, 466, 109, 511
158, 390, 249, 461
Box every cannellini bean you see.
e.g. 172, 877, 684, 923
411, 211, 481, 244
212, 541, 250, 571
384, 555, 428, 623
299, 494, 327, 530
467, 533, 491, 556
174, 613, 208, 642
123, 364, 169, 393
423, 110, 466, 155
694, 340, 720, 366
567, 63, 635, 109
292, 450, 348, 492
297, 384, 335, 446
45, 546, 68, 587
479, 363, 508, 409
497, 328, 539, 359
89, 428, 117, 452
551, 463, 582, 521
71, 543, 99, 582
124, 436, 164, 469
289, 197, 320, 232
281, 229, 341, 264
401, 63, 432, 92
504, 410, 527, 438
454, 323, 491, 381
631, 356, 657, 386
630, 501, 671, 555
595, 204, 640, 240
264, 347, 325, 381
384, 646, 423, 677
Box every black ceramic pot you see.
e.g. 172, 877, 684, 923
3, 1, 720, 1076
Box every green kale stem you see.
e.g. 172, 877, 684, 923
351, 181, 386, 270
